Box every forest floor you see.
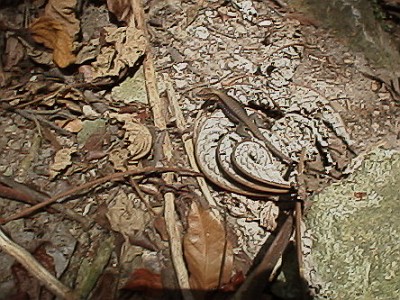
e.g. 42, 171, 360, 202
0, 0, 399, 299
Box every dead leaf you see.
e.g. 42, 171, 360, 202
49, 147, 76, 179
111, 65, 148, 104
153, 216, 169, 241
77, 119, 107, 145
4, 36, 25, 70
109, 148, 129, 171
122, 268, 163, 296
92, 26, 146, 80
220, 271, 245, 292
106, 190, 152, 270
11, 243, 56, 300
44, 0, 80, 37
259, 202, 279, 231
109, 113, 152, 161
65, 119, 83, 133
82, 105, 100, 117
183, 202, 234, 290
34, 0, 80, 67
58, 100, 82, 112
41, 126, 63, 151
55, 118, 82, 133
106, 190, 151, 239
83, 131, 107, 152
106, 0, 132, 24
29, 16, 76, 68
78, 64, 95, 82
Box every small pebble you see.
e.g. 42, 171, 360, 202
258, 20, 273, 27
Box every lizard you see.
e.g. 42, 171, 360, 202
197, 87, 294, 166
194, 112, 292, 196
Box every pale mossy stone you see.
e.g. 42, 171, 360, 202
77, 119, 107, 145
306, 148, 400, 299
111, 66, 148, 104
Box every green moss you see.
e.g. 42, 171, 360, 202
307, 149, 400, 299
75, 236, 114, 298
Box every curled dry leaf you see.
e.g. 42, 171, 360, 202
106, 190, 152, 268
106, 0, 132, 24
122, 268, 163, 296
109, 148, 130, 172
29, 16, 76, 68
44, 0, 80, 37
27, 0, 80, 68
259, 201, 279, 231
55, 118, 83, 133
4, 36, 25, 70
49, 147, 76, 179
109, 113, 152, 161
183, 202, 234, 290
92, 26, 146, 80
106, 190, 151, 240
11, 243, 56, 299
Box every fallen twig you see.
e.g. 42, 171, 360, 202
296, 148, 307, 282
232, 214, 293, 299
0, 175, 93, 229
130, 1, 194, 298
164, 74, 221, 218
268, 42, 306, 56
16, 109, 73, 136
0, 167, 200, 225
129, 177, 157, 215
0, 226, 77, 299
1, 102, 73, 136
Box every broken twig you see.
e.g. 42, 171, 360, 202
0, 175, 93, 228
130, 1, 194, 298
232, 215, 294, 299
0, 227, 77, 299
0, 167, 200, 224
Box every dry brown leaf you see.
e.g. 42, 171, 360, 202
4, 36, 25, 71
29, 16, 76, 68
49, 147, 76, 179
183, 202, 234, 290
44, 0, 80, 37
259, 202, 279, 231
106, 190, 151, 268
92, 26, 146, 79
106, 0, 132, 24
62, 119, 83, 133
122, 268, 163, 297
109, 113, 152, 161
58, 99, 82, 113
109, 148, 129, 171
106, 190, 151, 239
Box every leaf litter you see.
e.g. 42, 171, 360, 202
0, 0, 399, 299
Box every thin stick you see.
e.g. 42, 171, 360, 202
130, 1, 194, 299
0, 167, 199, 224
232, 215, 294, 299
15, 109, 73, 136
129, 177, 157, 215
164, 74, 221, 217
0, 175, 93, 229
296, 148, 307, 281
217, 211, 228, 289
268, 42, 311, 56
0, 227, 77, 299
